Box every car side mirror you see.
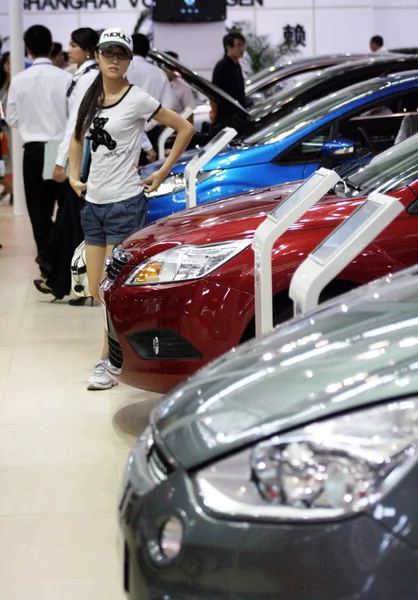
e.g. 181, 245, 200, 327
321, 138, 355, 159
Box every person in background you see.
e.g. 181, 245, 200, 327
51, 42, 65, 68
7, 24, 71, 278
395, 113, 418, 144
126, 33, 173, 162
33, 27, 100, 304
63, 51, 70, 69
69, 27, 194, 390
24, 47, 33, 69
163, 51, 196, 122
212, 32, 246, 127
370, 35, 387, 54
0, 99, 4, 247
0, 51, 12, 202
0, 52, 10, 111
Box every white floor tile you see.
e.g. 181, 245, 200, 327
0, 203, 154, 597
0, 422, 116, 468
0, 386, 111, 425
0, 578, 126, 600
0, 347, 14, 406
0, 514, 120, 580
0, 464, 119, 516
0, 307, 23, 348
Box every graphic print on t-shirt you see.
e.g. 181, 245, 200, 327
90, 117, 117, 152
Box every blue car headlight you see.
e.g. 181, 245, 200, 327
146, 170, 223, 198
195, 399, 418, 521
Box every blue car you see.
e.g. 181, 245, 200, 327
144, 71, 418, 222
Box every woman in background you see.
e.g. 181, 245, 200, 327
33, 28, 100, 303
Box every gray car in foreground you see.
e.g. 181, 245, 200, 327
119, 266, 418, 600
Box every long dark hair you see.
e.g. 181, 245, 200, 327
0, 52, 10, 90
75, 72, 104, 141
71, 27, 99, 56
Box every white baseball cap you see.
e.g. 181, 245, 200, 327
98, 28, 133, 58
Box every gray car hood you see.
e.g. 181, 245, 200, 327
152, 266, 418, 469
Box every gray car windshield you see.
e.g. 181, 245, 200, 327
342, 132, 418, 197
249, 69, 323, 110
244, 78, 388, 147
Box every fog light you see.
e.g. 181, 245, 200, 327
159, 516, 183, 560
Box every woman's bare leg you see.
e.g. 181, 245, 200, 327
85, 243, 115, 360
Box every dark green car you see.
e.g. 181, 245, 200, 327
119, 265, 418, 600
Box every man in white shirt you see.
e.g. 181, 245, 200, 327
127, 34, 172, 110
126, 33, 173, 162
163, 51, 196, 122
7, 24, 71, 275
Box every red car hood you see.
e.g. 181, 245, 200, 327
122, 182, 362, 263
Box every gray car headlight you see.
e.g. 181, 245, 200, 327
195, 399, 418, 521
146, 170, 222, 198
125, 240, 250, 286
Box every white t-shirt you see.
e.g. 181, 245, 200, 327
85, 85, 161, 205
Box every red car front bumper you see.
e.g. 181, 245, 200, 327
103, 277, 254, 393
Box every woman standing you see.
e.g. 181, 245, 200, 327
69, 28, 194, 390
33, 28, 99, 303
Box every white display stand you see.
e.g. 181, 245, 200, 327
252, 168, 341, 337
158, 107, 194, 160
184, 127, 237, 209
289, 192, 404, 317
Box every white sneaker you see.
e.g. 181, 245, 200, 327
87, 361, 118, 391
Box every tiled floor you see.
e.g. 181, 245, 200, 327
0, 202, 162, 599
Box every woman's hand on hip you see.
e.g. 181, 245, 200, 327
70, 178, 87, 198
140, 169, 166, 194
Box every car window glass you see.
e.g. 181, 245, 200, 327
250, 69, 324, 109
342, 132, 418, 197
278, 125, 331, 164
272, 86, 418, 168
245, 75, 418, 148
244, 78, 387, 147
245, 58, 288, 87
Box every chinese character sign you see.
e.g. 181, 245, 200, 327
283, 24, 306, 48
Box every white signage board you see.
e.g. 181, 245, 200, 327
184, 126, 237, 209
289, 192, 404, 317
252, 168, 340, 337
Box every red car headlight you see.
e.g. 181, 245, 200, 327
124, 240, 250, 286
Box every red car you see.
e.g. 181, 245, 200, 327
102, 135, 418, 393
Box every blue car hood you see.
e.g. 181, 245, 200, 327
140, 143, 279, 178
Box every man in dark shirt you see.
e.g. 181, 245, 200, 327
212, 32, 246, 127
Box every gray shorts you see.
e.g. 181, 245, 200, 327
81, 193, 148, 247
